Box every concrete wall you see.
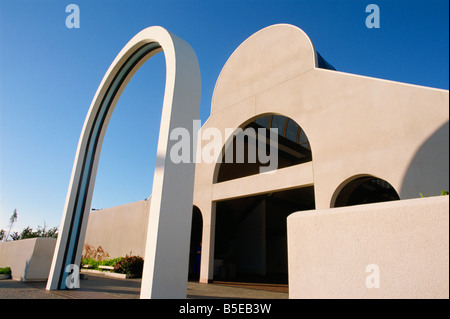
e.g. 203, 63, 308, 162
60, 24, 448, 296
82, 199, 150, 259
192, 23, 449, 283
287, 196, 449, 299
0, 238, 56, 281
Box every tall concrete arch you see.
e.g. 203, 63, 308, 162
46, 26, 201, 299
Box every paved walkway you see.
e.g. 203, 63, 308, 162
0, 273, 288, 299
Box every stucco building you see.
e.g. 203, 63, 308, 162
82, 24, 449, 298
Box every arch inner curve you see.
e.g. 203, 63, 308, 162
47, 27, 200, 300
62, 43, 162, 282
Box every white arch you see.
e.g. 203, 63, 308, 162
46, 26, 201, 299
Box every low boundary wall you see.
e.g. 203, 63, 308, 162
287, 195, 449, 298
0, 237, 56, 281
83, 200, 150, 259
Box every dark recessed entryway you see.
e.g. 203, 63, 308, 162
213, 186, 315, 285
188, 206, 203, 281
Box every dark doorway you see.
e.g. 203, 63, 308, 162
188, 206, 203, 281
213, 186, 315, 285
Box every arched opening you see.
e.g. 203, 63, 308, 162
216, 114, 312, 183
91, 51, 165, 212
214, 187, 315, 286
47, 27, 201, 299
212, 114, 314, 288
333, 176, 400, 208
188, 206, 203, 282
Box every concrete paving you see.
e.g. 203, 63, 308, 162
0, 273, 288, 299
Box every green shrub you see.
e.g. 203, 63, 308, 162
114, 255, 144, 278
81, 257, 122, 270
81, 255, 144, 278
0, 267, 11, 275
420, 190, 449, 198
18, 225, 58, 240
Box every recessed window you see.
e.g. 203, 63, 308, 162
215, 114, 312, 183
334, 177, 400, 207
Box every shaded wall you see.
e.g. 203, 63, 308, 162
401, 121, 449, 199
83, 199, 150, 259
0, 238, 56, 281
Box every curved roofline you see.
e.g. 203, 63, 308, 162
211, 24, 319, 109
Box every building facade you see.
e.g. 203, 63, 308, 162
82, 24, 449, 297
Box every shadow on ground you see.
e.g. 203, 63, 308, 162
0, 273, 288, 299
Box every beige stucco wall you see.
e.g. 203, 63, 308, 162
192, 24, 449, 282
71, 24, 448, 296
203, 24, 449, 209
0, 238, 56, 281
83, 199, 150, 259
287, 195, 449, 299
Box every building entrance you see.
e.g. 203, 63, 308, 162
214, 186, 314, 285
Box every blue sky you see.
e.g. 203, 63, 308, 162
0, 0, 448, 232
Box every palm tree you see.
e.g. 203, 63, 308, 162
3, 209, 17, 242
